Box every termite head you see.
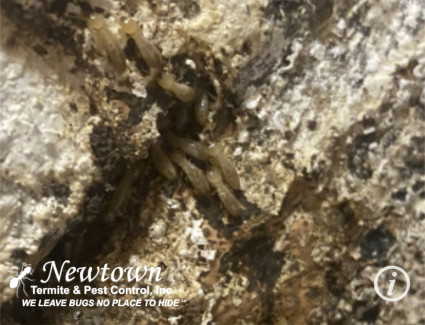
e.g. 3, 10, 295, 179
170, 151, 186, 164
207, 143, 222, 158
120, 17, 138, 35
157, 74, 196, 103
88, 14, 106, 31
206, 168, 222, 186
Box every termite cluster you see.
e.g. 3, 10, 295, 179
87, 14, 243, 217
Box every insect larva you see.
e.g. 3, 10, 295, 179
170, 151, 210, 195
166, 132, 208, 161
88, 14, 127, 73
206, 168, 243, 217
157, 73, 196, 103
120, 18, 163, 81
194, 92, 209, 127
151, 142, 177, 180
207, 144, 240, 190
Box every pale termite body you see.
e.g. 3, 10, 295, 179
157, 74, 196, 103
88, 14, 127, 73
151, 142, 177, 180
167, 132, 208, 161
120, 18, 163, 81
194, 92, 209, 127
207, 168, 243, 217
170, 151, 211, 196
207, 144, 240, 190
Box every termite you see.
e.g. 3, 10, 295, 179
120, 18, 163, 81
170, 151, 210, 195
157, 73, 196, 103
207, 144, 240, 190
87, 14, 127, 73
207, 168, 243, 217
151, 142, 177, 180
166, 132, 208, 161
194, 91, 209, 127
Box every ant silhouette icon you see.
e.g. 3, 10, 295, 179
4, 264, 35, 298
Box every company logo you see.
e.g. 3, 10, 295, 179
4, 264, 35, 298
374, 266, 410, 302
3, 260, 186, 308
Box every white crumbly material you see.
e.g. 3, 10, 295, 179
0, 16, 99, 301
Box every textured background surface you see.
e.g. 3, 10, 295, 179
1, 0, 424, 324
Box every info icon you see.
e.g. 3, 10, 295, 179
374, 266, 410, 302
